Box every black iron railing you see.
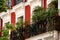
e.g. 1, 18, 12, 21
10, 16, 60, 40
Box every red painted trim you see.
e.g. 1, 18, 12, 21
0, 19, 3, 36
44, 0, 47, 10
24, 5, 30, 39
25, 5, 30, 25
11, 12, 16, 27
1, 19, 3, 32
11, 0, 15, 7
0, 32, 2, 37
41, 0, 47, 10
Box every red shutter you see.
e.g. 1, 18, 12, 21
11, 0, 15, 7
0, 18, 3, 36
11, 12, 16, 27
44, 0, 47, 10
24, 5, 30, 39
25, 5, 30, 25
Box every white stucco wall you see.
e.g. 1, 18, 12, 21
58, 0, 60, 9
58, 0, 60, 16
0, 0, 51, 27
26, 30, 59, 40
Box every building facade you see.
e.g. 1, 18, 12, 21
0, 0, 59, 40
0, 0, 51, 29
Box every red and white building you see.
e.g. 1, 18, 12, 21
0, 0, 59, 40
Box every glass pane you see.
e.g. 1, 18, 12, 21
15, 0, 24, 5
6, 0, 12, 9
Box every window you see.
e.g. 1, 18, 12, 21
6, 0, 26, 8
5, 22, 10, 27
18, 16, 23, 21
3, 22, 10, 29
15, 0, 24, 5
6, 0, 12, 9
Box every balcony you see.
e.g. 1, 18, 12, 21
0, 0, 58, 40
10, 0, 58, 40
10, 16, 60, 40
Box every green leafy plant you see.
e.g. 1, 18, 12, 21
32, 5, 58, 31
0, 30, 9, 40
48, 0, 58, 8
1, 29, 9, 40
47, 0, 58, 31
46, 8, 57, 31
0, 23, 13, 40
32, 6, 47, 23
0, 37, 9, 40
11, 19, 24, 40
2, 30, 9, 37
0, 0, 7, 12
5, 24, 13, 30
16, 19, 23, 29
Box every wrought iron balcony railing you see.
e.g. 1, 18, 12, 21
6, 0, 24, 9
10, 16, 60, 40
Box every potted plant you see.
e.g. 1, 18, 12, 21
47, 0, 58, 31
32, 6, 47, 34
47, 0, 58, 40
